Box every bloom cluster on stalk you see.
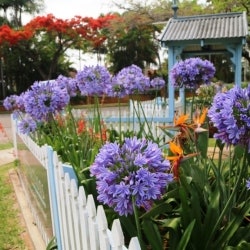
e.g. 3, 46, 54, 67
170, 57, 215, 89
106, 64, 165, 98
208, 85, 250, 151
4, 64, 165, 134
76, 65, 112, 96
23, 80, 70, 121
90, 137, 173, 216
106, 64, 150, 97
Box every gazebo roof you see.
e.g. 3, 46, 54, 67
159, 12, 248, 42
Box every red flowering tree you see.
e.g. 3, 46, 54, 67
0, 14, 117, 95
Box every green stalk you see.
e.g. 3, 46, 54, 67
93, 95, 103, 144
132, 196, 143, 247
118, 97, 122, 143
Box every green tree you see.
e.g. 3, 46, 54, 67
0, 0, 44, 26
106, 12, 161, 73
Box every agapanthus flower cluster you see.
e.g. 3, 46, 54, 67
18, 115, 37, 134
22, 80, 70, 121
106, 64, 151, 98
3, 94, 23, 111
208, 85, 250, 150
149, 77, 165, 89
55, 75, 78, 97
170, 57, 215, 89
76, 65, 112, 96
90, 137, 173, 216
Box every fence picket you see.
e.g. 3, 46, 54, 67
78, 186, 90, 250
128, 237, 141, 250
57, 163, 71, 250
111, 219, 124, 250
70, 179, 82, 250
87, 194, 100, 250
64, 173, 77, 250
96, 205, 110, 250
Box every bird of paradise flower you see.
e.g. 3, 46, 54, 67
166, 141, 198, 180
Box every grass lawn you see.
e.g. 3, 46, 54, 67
0, 162, 27, 249
0, 141, 13, 150
208, 138, 216, 147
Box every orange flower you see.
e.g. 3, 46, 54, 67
77, 119, 86, 134
193, 108, 208, 133
166, 141, 198, 180
174, 114, 189, 126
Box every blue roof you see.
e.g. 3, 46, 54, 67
159, 12, 248, 42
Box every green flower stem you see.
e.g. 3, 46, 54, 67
93, 95, 103, 144
118, 97, 122, 144
67, 105, 77, 134
132, 196, 143, 247
131, 96, 154, 140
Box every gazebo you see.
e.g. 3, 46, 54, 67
158, 8, 249, 119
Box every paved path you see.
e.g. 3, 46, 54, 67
0, 113, 16, 165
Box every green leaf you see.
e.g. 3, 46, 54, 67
140, 201, 173, 219
160, 217, 181, 249
196, 129, 209, 158
119, 215, 137, 238
202, 189, 220, 244
46, 236, 57, 250
232, 144, 244, 160
213, 203, 250, 248
142, 219, 163, 250
176, 219, 196, 250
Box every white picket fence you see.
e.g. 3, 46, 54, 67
14, 121, 141, 250
13, 97, 185, 249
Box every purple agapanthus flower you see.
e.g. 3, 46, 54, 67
18, 115, 37, 134
76, 65, 111, 96
150, 77, 165, 89
106, 64, 151, 98
208, 85, 250, 150
22, 80, 70, 121
3, 94, 21, 111
90, 137, 173, 216
170, 57, 215, 89
247, 179, 250, 190
55, 75, 78, 97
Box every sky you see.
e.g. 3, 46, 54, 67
23, 0, 121, 24
42, 0, 118, 19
